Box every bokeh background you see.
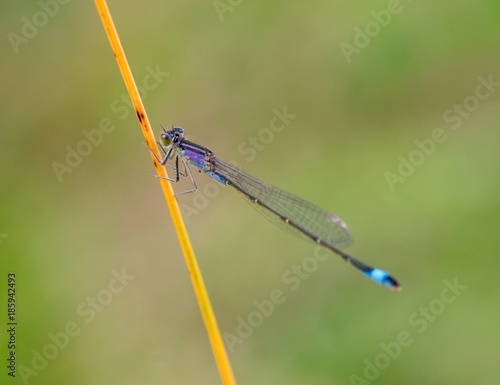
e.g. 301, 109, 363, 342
1, 1, 499, 384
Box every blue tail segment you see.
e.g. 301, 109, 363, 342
366, 268, 401, 291
347, 255, 401, 291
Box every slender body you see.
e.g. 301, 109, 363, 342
153, 127, 400, 291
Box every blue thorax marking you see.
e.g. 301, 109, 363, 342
180, 141, 208, 171
179, 140, 227, 184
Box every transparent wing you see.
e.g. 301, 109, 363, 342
213, 157, 353, 248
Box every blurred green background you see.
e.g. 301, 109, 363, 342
1, 1, 499, 384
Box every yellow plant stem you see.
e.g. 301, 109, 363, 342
94, 1, 236, 384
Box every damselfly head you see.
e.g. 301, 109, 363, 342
160, 127, 184, 147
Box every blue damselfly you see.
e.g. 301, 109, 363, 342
151, 127, 400, 291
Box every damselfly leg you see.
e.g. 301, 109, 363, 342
148, 144, 198, 195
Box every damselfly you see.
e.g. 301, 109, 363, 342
150, 127, 401, 291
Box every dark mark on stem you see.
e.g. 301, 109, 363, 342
136, 110, 145, 124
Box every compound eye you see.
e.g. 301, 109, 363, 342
159, 132, 172, 146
